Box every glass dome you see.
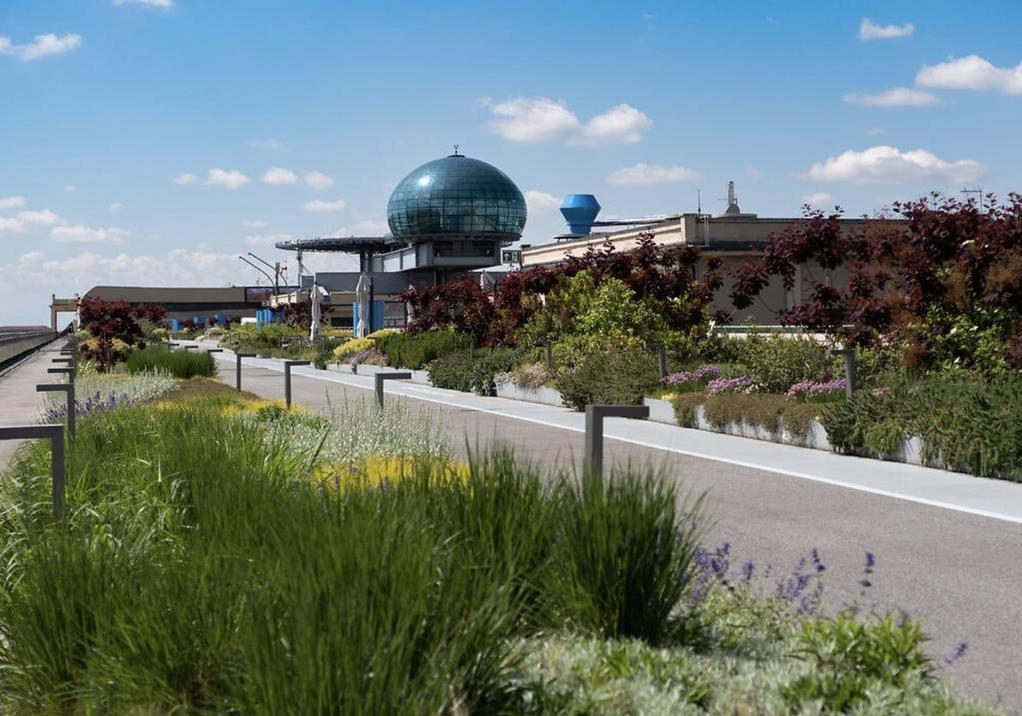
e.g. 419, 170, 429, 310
387, 154, 527, 238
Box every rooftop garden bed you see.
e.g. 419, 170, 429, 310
0, 380, 993, 713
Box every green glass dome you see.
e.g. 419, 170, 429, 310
386, 154, 527, 238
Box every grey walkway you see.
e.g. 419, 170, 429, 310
0, 342, 59, 470
201, 344, 1022, 710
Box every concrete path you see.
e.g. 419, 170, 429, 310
0, 342, 61, 470
200, 344, 1022, 710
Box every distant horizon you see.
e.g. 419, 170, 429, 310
3, 0, 1020, 324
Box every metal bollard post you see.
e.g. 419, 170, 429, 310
646, 342, 667, 381
283, 360, 311, 409
235, 353, 255, 392
534, 340, 553, 370
830, 348, 857, 400
584, 404, 650, 479
0, 425, 65, 518
52, 356, 77, 378
38, 383, 76, 439
375, 372, 412, 408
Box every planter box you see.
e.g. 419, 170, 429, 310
642, 397, 677, 425
689, 405, 831, 450
494, 380, 564, 406
682, 404, 949, 468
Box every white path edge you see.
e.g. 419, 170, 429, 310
206, 347, 1022, 525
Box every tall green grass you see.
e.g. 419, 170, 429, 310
125, 346, 215, 379
0, 401, 706, 713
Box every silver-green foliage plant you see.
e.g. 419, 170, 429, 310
42, 370, 177, 420
255, 397, 453, 467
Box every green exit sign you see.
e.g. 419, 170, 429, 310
502, 249, 522, 264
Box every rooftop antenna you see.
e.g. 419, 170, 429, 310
452, 144, 461, 156
697, 188, 710, 247
961, 186, 984, 211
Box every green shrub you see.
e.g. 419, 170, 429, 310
671, 393, 704, 427
219, 323, 306, 352
729, 333, 833, 393
670, 392, 829, 440
125, 347, 215, 379
557, 345, 661, 411
517, 270, 667, 347
375, 330, 472, 370
784, 613, 934, 712
823, 376, 1022, 479
547, 469, 705, 643
428, 348, 524, 395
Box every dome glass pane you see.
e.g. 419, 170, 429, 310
387, 155, 527, 237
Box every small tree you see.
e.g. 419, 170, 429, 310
730, 194, 1022, 371
400, 233, 724, 346
77, 297, 165, 370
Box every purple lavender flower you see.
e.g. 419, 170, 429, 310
786, 378, 847, 401
944, 641, 969, 666
776, 551, 826, 615
663, 365, 723, 386
859, 551, 876, 588
706, 375, 757, 395
740, 560, 755, 584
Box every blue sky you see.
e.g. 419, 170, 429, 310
2, 0, 1020, 325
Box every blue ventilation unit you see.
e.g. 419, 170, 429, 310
560, 194, 601, 235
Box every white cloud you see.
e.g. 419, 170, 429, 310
241, 219, 267, 229
51, 224, 129, 244
0, 216, 25, 234
15, 249, 244, 291
18, 209, 65, 226
302, 198, 346, 213
744, 165, 762, 179
859, 18, 914, 41
0, 33, 82, 61
205, 169, 251, 189
804, 145, 983, 184
0, 196, 26, 210
0, 208, 66, 233
172, 172, 197, 185
113, 0, 173, 8
481, 97, 581, 142
916, 54, 1022, 95
573, 104, 652, 145
843, 87, 939, 107
261, 167, 298, 185
481, 97, 651, 145
304, 171, 334, 190
63, 185, 77, 192
524, 190, 562, 213
865, 127, 886, 136
245, 233, 297, 247
802, 192, 834, 207
605, 163, 701, 185
248, 138, 284, 150
110, 202, 124, 213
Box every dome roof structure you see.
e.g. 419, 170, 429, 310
386, 153, 527, 238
